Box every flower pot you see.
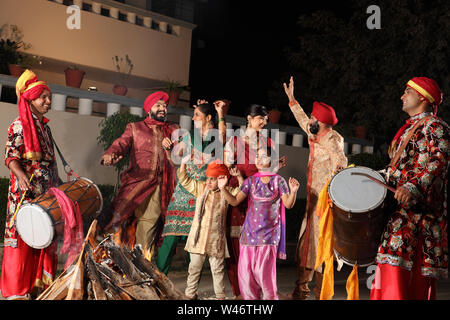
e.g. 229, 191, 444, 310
354, 125, 367, 139
64, 68, 85, 88
268, 110, 282, 123
8, 64, 24, 77
113, 84, 128, 96
168, 91, 181, 106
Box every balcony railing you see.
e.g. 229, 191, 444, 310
0, 74, 374, 154
49, 0, 196, 35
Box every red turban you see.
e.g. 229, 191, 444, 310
312, 101, 338, 126
407, 77, 443, 114
206, 160, 230, 178
16, 69, 51, 160
144, 91, 169, 114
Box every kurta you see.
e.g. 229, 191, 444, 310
240, 174, 289, 257
290, 102, 348, 270
1, 115, 60, 298
377, 112, 449, 279
103, 118, 178, 243
178, 167, 239, 259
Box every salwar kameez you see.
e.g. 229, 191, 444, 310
238, 173, 289, 300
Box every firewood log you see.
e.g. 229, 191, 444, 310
85, 246, 108, 300
36, 266, 75, 300
129, 246, 188, 300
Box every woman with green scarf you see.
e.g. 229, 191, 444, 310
156, 100, 227, 275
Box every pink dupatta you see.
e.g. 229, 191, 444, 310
48, 188, 84, 269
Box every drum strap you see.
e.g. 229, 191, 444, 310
52, 137, 80, 180
389, 116, 432, 167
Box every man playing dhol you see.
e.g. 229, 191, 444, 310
370, 77, 449, 300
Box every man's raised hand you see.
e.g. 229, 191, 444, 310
283, 76, 295, 102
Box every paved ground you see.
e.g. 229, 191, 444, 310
166, 261, 450, 301
1, 243, 450, 301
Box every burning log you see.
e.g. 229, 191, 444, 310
37, 220, 187, 300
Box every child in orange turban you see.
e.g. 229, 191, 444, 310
177, 156, 242, 299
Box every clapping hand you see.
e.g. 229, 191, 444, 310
181, 151, 192, 165
278, 156, 287, 170
162, 137, 174, 150
217, 175, 228, 190
228, 166, 241, 177
288, 177, 300, 193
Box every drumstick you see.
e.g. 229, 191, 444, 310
9, 173, 35, 229
350, 172, 396, 193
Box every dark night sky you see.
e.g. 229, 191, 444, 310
188, 0, 346, 116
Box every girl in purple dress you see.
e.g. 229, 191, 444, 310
218, 149, 299, 300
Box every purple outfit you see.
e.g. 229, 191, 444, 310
238, 173, 289, 300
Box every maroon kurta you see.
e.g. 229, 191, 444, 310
103, 118, 178, 242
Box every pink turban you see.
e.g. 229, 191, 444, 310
144, 91, 169, 114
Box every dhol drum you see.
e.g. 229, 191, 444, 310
328, 166, 388, 267
16, 178, 103, 249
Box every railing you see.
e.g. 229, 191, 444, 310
0, 74, 374, 154
49, 0, 196, 35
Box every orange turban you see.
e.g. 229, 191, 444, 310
16, 69, 51, 160
206, 160, 229, 178
407, 77, 443, 114
144, 91, 169, 114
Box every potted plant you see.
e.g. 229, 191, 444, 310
0, 24, 32, 76
166, 79, 184, 106
268, 107, 282, 123
112, 54, 134, 96
64, 64, 86, 88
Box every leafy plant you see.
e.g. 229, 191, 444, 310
165, 79, 184, 93
0, 24, 32, 73
112, 54, 134, 85
97, 111, 145, 184
66, 64, 81, 70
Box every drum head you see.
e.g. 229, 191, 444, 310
16, 204, 54, 249
328, 166, 386, 213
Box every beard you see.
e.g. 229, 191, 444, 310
150, 110, 166, 122
309, 121, 320, 135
